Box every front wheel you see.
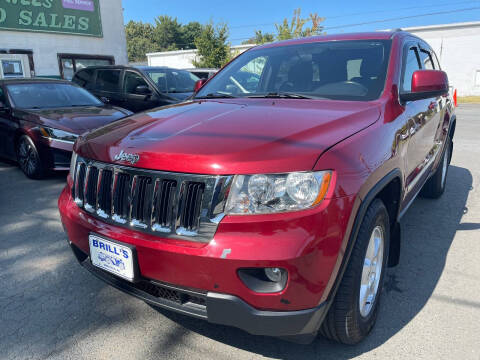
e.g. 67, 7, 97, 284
320, 199, 390, 344
17, 135, 44, 179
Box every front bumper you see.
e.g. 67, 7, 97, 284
37, 138, 73, 170
69, 241, 327, 338
59, 183, 356, 337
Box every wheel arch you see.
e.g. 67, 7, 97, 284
326, 169, 404, 304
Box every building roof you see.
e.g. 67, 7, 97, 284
0, 78, 70, 85
392, 20, 480, 32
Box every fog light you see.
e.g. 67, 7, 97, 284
237, 268, 288, 293
265, 267, 283, 282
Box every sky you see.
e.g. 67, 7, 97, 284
123, 0, 480, 45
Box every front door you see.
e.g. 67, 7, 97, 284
122, 71, 160, 113
402, 44, 444, 195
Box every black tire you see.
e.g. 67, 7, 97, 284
17, 135, 44, 179
420, 138, 452, 199
320, 199, 390, 344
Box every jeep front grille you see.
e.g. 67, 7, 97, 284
72, 157, 232, 242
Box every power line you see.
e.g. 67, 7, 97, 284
228, 0, 480, 29
140, 5, 480, 47
228, 6, 480, 42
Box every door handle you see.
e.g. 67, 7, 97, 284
400, 129, 409, 140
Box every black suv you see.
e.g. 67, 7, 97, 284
72, 66, 200, 113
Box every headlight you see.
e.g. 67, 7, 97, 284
69, 151, 77, 177
39, 127, 78, 143
225, 171, 332, 214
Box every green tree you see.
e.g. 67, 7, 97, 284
193, 22, 230, 68
180, 21, 203, 49
242, 30, 274, 45
275, 8, 325, 41
125, 20, 159, 62
154, 15, 183, 50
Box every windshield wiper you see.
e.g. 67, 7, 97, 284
195, 92, 236, 99
247, 92, 319, 99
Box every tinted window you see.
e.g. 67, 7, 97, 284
402, 47, 421, 92
96, 70, 121, 92
7, 83, 102, 109
124, 71, 149, 94
144, 69, 199, 93
196, 40, 392, 101
419, 49, 434, 70
73, 69, 95, 88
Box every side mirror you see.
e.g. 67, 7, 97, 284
194, 79, 207, 92
400, 70, 449, 102
134, 85, 152, 95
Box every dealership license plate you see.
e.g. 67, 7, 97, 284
89, 235, 135, 281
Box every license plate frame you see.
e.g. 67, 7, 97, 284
88, 234, 138, 282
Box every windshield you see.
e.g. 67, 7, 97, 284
196, 40, 392, 101
7, 83, 102, 109
143, 69, 199, 93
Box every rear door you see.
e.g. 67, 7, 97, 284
94, 69, 124, 107
122, 70, 162, 112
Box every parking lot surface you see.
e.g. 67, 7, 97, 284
1, 105, 479, 360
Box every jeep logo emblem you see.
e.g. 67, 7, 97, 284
114, 150, 140, 165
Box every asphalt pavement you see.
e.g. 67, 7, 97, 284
1, 105, 479, 360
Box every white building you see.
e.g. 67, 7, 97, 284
0, 0, 127, 80
146, 44, 255, 69
404, 21, 480, 96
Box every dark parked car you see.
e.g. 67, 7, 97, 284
72, 66, 200, 113
0, 79, 132, 179
59, 31, 455, 344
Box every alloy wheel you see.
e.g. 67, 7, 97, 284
359, 225, 385, 317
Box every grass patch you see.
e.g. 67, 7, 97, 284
458, 96, 480, 104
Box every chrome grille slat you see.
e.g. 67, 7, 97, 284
72, 157, 232, 243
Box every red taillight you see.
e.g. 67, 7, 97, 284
453, 89, 458, 107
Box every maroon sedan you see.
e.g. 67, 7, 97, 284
0, 79, 132, 179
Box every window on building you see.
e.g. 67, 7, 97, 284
475, 70, 480, 87
1, 60, 24, 78
58, 54, 114, 80
96, 70, 121, 92
402, 47, 421, 92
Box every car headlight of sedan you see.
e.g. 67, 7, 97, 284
225, 171, 332, 215
39, 127, 78, 143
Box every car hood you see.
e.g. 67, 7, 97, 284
16, 106, 131, 135
76, 99, 381, 174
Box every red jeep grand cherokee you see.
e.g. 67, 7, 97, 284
58, 31, 455, 344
